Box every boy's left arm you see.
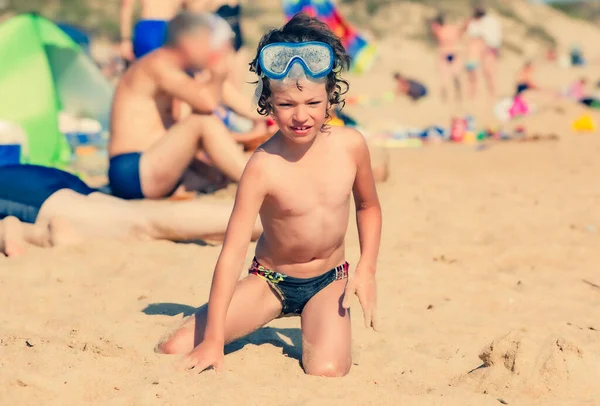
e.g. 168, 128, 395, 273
342, 130, 382, 331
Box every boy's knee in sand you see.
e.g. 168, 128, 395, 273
303, 359, 351, 378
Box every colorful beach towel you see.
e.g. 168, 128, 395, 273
281, 0, 376, 74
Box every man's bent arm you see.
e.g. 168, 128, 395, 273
222, 80, 263, 120
159, 69, 225, 114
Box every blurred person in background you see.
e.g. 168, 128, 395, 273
120, 0, 185, 62
109, 12, 264, 200
430, 13, 463, 102
393, 72, 428, 102
186, 0, 249, 90
464, 6, 502, 99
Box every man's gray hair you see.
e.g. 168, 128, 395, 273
165, 11, 215, 46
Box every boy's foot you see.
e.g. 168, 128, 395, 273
0, 216, 29, 257
48, 217, 83, 247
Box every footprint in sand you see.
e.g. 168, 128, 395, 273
70, 337, 125, 358
453, 331, 598, 399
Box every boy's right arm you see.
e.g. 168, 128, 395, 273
183, 153, 268, 371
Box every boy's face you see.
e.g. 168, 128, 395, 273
269, 78, 329, 144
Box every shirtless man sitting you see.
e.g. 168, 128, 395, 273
430, 13, 463, 102
109, 11, 263, 200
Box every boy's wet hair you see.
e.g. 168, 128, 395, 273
249, 13, 351, 117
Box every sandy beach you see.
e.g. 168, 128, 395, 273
2, 0, 600, 404
2, 131, 599, 405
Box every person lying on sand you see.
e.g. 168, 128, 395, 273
156, 14, 382, 377
0, 165, 261, 257
108, 11, 265, 200
393, 72, 428, 102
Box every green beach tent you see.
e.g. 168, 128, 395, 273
0, 13, 113, 168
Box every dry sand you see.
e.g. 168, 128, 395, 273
2, 130, 600, 405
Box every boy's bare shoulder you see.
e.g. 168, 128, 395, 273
328, 125, 369, 155
253, 134, 284, 159
245, 136, 282, 172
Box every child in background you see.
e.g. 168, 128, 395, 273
393, 72, 428, 102
515, 60, 537, 97
156, 13, 382, 377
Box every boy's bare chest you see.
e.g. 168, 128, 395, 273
266, 157, 356, 216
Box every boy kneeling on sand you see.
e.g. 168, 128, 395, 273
156, 13, 382, 377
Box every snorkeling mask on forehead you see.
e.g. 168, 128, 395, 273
253, 41, 335, 105
259, 41, 334, 80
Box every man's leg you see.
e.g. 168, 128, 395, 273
300, 279, 352, 377
37, 190, 152, 240
139, 113, 249, 199
38, 190, 260, 243
438, 57, 451, 103
451, 57, 462, 102
127, 197, 263, 242
467, 68, 478, 100
483, 51, 498, 98
156, 275, 282, 354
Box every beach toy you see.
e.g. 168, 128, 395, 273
420, 126, 446, 141
463, 131, 476, 144
571, 114, 597, 132
476, 130, 487, 141
509, 95, 529, 119
450, 117, 467, 142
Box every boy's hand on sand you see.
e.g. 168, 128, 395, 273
342, 268, 378, 331
179, 340, 224, 374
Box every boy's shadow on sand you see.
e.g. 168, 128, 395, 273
142, 302, 303, 361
